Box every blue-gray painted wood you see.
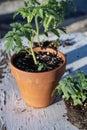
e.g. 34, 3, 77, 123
0, 32, 87, 130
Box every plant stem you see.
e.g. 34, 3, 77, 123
45, 16, 53, 32
30, 41, 37, 64
35, 15, 40, 45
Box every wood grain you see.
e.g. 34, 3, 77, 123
1, 32, 87, 130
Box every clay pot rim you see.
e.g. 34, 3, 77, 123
10, 47, 66, 74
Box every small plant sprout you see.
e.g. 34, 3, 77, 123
55, 72, 87, 106
4, 0, 74, 66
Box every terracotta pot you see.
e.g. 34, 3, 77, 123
10, 47, 66, 108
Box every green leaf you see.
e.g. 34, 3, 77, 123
16, 8, 28, 19
59, 27, 66, 33
4, 0, 75, 65
51, 29, 60, 37
13, 47, 22, 53
13, 11, 19, 19
4, 31, 14, 39
5, 38, 14, 53
40, 1, 48, 6
73, 98, 82, 106
10, 22, 22, 29
56, 71, 87, 106
14, 35, 22, 48
38, 63, 44, 71
38, 9, 43, 18
81, 94, 86, 102
47, 8, 56, 16
24, 23, 32, 29
21, 28, 31, 41
16, 30, 22, 35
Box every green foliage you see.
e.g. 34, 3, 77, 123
4, 0, 74, 65
56, 72, 87, 106
37, 62, 52, 72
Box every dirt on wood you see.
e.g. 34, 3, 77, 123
65, 100, 87, 130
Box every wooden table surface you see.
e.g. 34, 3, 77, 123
0, 32, 87, 130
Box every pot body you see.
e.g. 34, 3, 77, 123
10, 47, 66, 108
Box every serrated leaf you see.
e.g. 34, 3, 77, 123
32, 8, 37, 16
13, 47, 22, 53
4, 31, 14, 39
14, 35, 22, 48
10, 22, 22, 29
57, 71, 87, 106
73, 98, 82, 106
5, 38, 14, 53
24, 23, 32, 29
38, 9, 43, 18
17, 8, 28, 19
27, 14, 33, 23
21, 28, 31, 41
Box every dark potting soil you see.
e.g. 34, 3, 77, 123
13, 51, 64, 72
65, 100, 87, 130
34, 41, 58, 50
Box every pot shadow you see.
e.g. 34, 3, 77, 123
66, 45, 87, 64
65, 64, 87, 77
54, 93, 62, 103
62, 34, 87, 76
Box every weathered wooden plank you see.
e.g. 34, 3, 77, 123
0, 32, 87, 130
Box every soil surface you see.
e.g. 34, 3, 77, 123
34, 41, 59, 50
13, 50, 63, 72
65, 100, 87, 130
